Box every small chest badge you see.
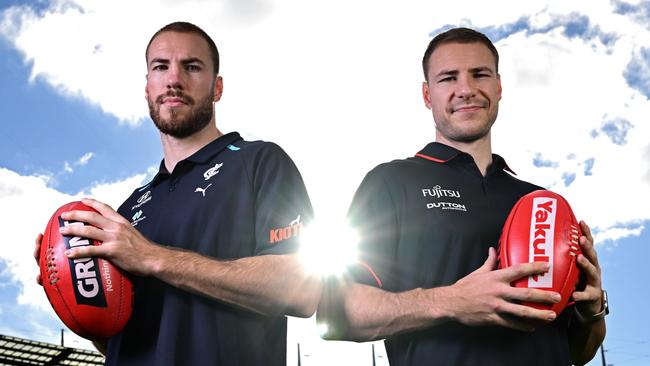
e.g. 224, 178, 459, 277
204, 163, 223, 180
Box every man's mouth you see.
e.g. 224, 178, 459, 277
157, 93, 192, 106
452, 102, 487, 113
162, 97, 187, 106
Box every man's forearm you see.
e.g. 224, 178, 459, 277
569, 317, 606, 365
148, 246, 321, 318
318, 280, 448, 341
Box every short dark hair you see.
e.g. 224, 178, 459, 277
422, 27, 499, 81
146, 21, 220, 75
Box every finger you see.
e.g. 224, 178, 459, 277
66, 245, 107, 259
579, 220, 593, 243
36, 273, 43, 286
579, 235, 600, 269
480, 247, 498, 272
499, 261, 550, 282
60, 210, 113, 230
576, 254, 600, 283
496, 301, 557, 323
466, 247, 498, 277
34, 233, 43, 263
81, 198, 127, 224
505, 286, 561, 305
59, 223, 110, 243
572, 289, 600, 302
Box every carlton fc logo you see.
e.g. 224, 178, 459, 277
204, 163, 223, 180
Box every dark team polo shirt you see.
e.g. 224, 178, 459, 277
348, 142, 572, 366
107, 132, 313, 366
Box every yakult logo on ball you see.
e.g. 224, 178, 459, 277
60, 218, 108, 307
528, 198, 556, 288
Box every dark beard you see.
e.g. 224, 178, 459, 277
148, 91, 214, 138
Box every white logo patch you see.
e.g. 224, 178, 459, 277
528, 197, 556, 288
204, 163, 223, 180
421, 185, 461, 199
195, 183, 213, 197
132, 190, 152, 210
131, 210, 147, 226
422, 185, 466, 212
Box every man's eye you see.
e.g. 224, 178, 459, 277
187, 65, 201, 71
438, 76, 455, 83
475, 73, 489, 78
152, 64, 167, 71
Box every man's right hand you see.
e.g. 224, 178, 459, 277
438, 247, 560, 331
34, 233, 43, 286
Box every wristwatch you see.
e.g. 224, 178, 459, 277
575, 290, 609, 323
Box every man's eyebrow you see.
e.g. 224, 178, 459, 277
470, 66, 495, 74
434, 69, 459, 78
434, 66, 495, 78
150, 57, 169, 66
181, 57, 206, 66
149, 57, 206, 66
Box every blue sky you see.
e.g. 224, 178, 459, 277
1, 0, 649, 365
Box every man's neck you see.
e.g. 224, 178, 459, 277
436, 133, 493, 176
160, 121, 223, 173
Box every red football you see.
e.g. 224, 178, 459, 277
498, 190, 582, 315
40, 201, 133, 339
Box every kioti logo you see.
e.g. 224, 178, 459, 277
60, 218, 107, 307
269, 215, 302, 244
528, 198, 556, 288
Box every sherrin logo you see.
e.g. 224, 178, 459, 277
528, 198, 556, 288
60, 219, 108, 307
269, 215, 303, 244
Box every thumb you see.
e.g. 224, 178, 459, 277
473, 247, 498, 274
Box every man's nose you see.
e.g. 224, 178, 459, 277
166, 65, 184, 89
455, 75, 476, 99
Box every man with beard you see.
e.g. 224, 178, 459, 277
318, 27, 606, 365
37, 22, 320, 365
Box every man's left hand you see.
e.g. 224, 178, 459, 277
572, 221, 604, 316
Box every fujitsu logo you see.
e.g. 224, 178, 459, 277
421, 185, 461, 199
269, 215, 303, 244
60, 218, 107, 307
528, 198, 556, 288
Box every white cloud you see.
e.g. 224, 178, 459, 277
62, 161, 73, 174
76, 152, 94, 166
2, 0, 649, 246
491, 11, 650, 245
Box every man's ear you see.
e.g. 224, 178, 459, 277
145, 74, 149, 101
213, 76, 224, 102
422, 81, 432, 110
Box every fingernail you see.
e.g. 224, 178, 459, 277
548, 312, 557, 321
64, 250, 71, 257
553, 294, 561, 303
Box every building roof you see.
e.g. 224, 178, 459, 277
0, 334, 104, 366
